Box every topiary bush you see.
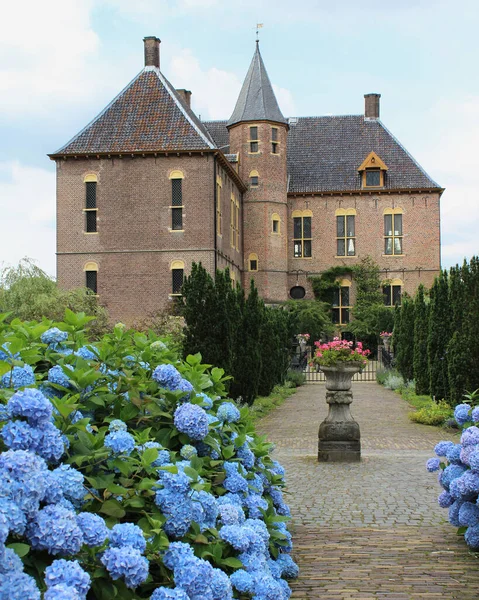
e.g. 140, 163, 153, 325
426, 393, 479, 550
0, 311, 298, 599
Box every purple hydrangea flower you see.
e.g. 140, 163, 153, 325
438, 490, 454, 508
434, 440, 455, 457
101, 546, 149, 589
217, 402, 241, 423
7, 388, 53, 425
173, 556, 213, 598
27, 504, 84, 555
1, 364, 35, 390
455, 404, 472, 426
163, 542, 195, 570
151, 589, 190, 600
461, 426, 479, 447
0, 571, 40, 599
0, 546, 24, 574
76, 513, 109, 547
152, 364, 183, 390
458, 502, 479, 527
104, 430, 135, 455
41, 328, 68, 346
230, 569, 254, 593
109, 523, 146, 553
44, 559, 91, 598
472, 407, 479, 423
44, 584, 81, 600
465, 523, 479, 549
426, 457, 441, 472
48, 365, 72, 388
174, 403, 209, 441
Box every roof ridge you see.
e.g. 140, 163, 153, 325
151, 67, 215, 149
376, 119, 441, 188
53, 70, 145, 155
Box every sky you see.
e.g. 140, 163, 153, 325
1, 0, 478, 277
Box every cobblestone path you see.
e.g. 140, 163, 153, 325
258, 383, 479, 599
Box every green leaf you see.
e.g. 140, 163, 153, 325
7, 543, 30, 558
141, 447, 159, 467
183, 466, 198, 481
100, 499, 126, 518
222, 557, 243, 568
222, 445, 235, 460
193, 534, 209, 544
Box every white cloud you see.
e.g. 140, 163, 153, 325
419, 96, 479, 267
169, 48, 295, 120
0, 162, 56, 276
0, 1, 134, 119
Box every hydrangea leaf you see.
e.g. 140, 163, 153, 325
100, 499, 126, 518
7, 542, 30, 557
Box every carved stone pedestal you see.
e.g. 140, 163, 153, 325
318, 363, 362, 462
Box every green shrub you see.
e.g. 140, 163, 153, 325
285, 369, 306, 387
384, 373, 405, 390
409, 401, 453, 426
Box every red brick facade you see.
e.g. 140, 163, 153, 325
52, 37, 442, 324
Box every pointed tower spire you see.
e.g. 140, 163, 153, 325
227, 44, 287, 127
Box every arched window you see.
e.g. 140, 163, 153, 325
384, 207, 404, 255
170, 260, 185, 295
83, 261, 98, 294
332, 279, 352, 325
292, 210, 312, 258
249, 170, 259, 187
383, 278, 403, 306
248, 253, 258, 272
272, 213, 281, 235
335, 208, 356, 256
83, 174, 98, 233
169, 170, 184, 231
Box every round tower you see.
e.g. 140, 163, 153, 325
227, 42, 289, 303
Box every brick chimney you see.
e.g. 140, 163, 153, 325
176, 89, 192, 109
143, 36, 161, 68
364, 93, 381, 119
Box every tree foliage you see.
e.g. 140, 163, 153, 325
181, 263, 292, 404
393, 293, 415, 383
427, 271, 450, 400
0, 258, 108, 336
413, 284, 430, 395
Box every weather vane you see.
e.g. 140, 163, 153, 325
255, 23, 264, 43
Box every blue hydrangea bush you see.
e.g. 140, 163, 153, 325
427, 399, 479, 550
0, 311, 298, 599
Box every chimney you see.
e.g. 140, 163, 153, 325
143, 36, 161, 68
176, 89, 192, 109
364, 93, 381, 119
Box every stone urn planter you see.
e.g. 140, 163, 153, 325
318, 362, 362, 462
381, 336, 391, 352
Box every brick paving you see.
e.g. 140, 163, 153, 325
258, 383, 479, 599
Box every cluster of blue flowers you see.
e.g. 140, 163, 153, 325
0, 322, 298, 599
101, 523, 149, 589
427, 402, 479, 549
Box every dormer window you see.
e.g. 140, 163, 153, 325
358, 152, 388, 188
365, 169, 381, 187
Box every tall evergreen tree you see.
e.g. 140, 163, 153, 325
394, 294, 415, 383
427, 271, 450, 401
230, 281, 263, 404
413, 284, 430, 395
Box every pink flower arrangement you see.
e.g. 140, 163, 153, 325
296, 333, 310, 343
380, 331, 393, 338
312, 337, 371, 367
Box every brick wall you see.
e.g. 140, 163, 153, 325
56, 154, 242, 323
229, 120, 289, 302
287, 191, 441, 299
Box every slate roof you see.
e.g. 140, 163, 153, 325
203, 116, 441, 192
227, 43, 287, 128
51, 67, 215, 156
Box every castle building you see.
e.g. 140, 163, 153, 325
50, 36, 443, 324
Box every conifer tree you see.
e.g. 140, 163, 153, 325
394, 294, 415, 383
427, 271, 450, 401
413, 284, 430, 395
230, 281, 263, 404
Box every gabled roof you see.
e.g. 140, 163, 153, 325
203, 116, 441, 193
227, 43, 287, 128
51, 67, 216, 156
